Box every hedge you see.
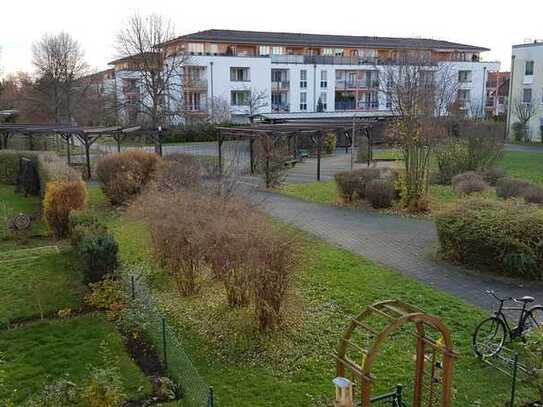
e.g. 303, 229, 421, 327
435, 199, 543, 279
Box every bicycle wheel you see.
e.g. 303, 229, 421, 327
522, 305, 543, 334
473, 317, 507, 358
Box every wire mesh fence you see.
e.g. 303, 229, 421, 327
120, 273, 213, 407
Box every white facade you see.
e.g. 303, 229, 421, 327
508, 42, 543, 141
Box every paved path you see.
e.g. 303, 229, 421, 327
505, 143, 543, 153
255, 191, 543, 310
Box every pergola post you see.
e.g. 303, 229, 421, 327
217, 132, 224, 176
317, 132, 323, 181
249, 138, 255, 175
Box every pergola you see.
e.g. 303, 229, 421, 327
217, 116, 387, 181
0, 123, 164, 179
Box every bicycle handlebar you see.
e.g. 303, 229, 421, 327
486, 290, 513, 302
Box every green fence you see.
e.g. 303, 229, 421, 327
121, 273, 213, 407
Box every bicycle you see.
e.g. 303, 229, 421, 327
472, 290, 543, 358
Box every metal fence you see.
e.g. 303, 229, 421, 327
121, 273, 213, 407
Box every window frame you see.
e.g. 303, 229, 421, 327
300, 69, 307, 89
299, 92, 307, 111
320, 70, 328, 88
231, 90, 251, 106
526, 61, 535, 76
230, 67, 250, 82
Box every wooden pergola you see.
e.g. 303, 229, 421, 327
217, 117, 385, 181
0, 123, 164, 179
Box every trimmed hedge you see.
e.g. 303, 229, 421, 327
435, 199, 543, 278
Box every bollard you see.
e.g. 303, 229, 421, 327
208, 386, 214, 407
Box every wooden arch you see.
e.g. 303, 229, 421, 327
335, 299, 457, 407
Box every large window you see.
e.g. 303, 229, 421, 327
458, 70, 472, 83
457, 89, 471, 106
322, 48, 334, 56
526, 61, 535, 76
335, 48, 344, 56
259, 46, 270, 56
272, 46, 285, 55
300, 92, 307, 111
320, 70, 328, 88
300, 70, 307, 88
187, 43, 204, 54
230, 67, 250, 82
208, 43, 219, 54
231, 90, 250, 106
523, 88, 532, 104
319, 92, 327, 111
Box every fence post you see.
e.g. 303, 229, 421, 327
396, 384, 403, 406
208, 386, 214, 407
510, 352, 519, 407
131, 275, 135, 300
162, 317, 168, 369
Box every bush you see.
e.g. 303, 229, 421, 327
481, 167, 506, 186
255, 136, 289, 189
451, 172, 488, 195
355, 136, 370, 163
154, 153, 203, 192
365, 179, 395, 208
69, 210, 107, 247
85, 279, 125, 319
323, 133, 337, 155
335, 168, 398, 202
512, 122, 527, 142
162, 122, 224, 143
435, 199, 543, 278
434, 142, 470, 185
522, 185, 543, 204
495, 177, 532, 199
96, 150, 160, 205
43, 180, 87, 239
37, 154, 81, 195
78, 231, 119, 283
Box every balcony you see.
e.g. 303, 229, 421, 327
335, 79, 379, 90
271, 80, 290, 91
272, 103, 290, 113
270, 54, 379, 65
185, 78, 208, 90
184, 101, 208, 114
335, 101, 379, 111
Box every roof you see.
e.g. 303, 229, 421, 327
108, 52, 160, 66
168, 29, 489, 52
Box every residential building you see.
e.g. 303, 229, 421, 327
507, 41, 543, 141
111, 29, 500, 124
485, 71, 510, 118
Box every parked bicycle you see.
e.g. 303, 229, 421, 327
472, 290, 543, 358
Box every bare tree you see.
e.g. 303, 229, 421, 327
208, 96, 231, 123
31, 32, 90, 123
244, 87, 269, 123
512, 95, 538, 142
380, 52, 458, 212
115, 13, 189, 131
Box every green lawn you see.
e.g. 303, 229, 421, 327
0, 314, 152, 404
497, 151, 543, 185
109, 207, 535, 406
0, 184, 46, 239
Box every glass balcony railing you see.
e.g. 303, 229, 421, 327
335, 101, 379, 111
335, 79, 379, 89
271, 80, 290, 90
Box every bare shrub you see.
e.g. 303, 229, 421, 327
355, 136, 370, 163
523, 185, 543, 204
496, 177, 531, 199
154, 153, 202, 192
255, 135, 289, 189
43, 180, 87, 238
96, 150, 160, 205
452, 172, 488, 195
366, 179, 395, 208
481, 167, 506, 186
335, 167, 398, 202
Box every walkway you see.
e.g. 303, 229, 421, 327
255, 191, 543, 310
505, 143, 543, 153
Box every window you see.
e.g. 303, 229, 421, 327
259, 46, 270, 56
272, 46, 285, 55
526, 61, 535, 76
458, 70, 471, 83
231, 90, 250, 106
385, 93, 392, 109
335, 48, 344, 56
457, 89, 470, 107
322, 48, 334, 56
320, 70, 328, 88
319, 92, 327, 111
300, 70, 307, 88
230, 67, 250, 82
299, 92, 307, 111
523, 88, 532, 104
188, 43, 204, 54
208, 43, 218, 54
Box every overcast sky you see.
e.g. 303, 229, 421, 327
1, 0, 542, 76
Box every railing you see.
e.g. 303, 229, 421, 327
335, 101, 379, 111
272, 104, 290, 112
185, 103, 209, 113
270, 55, 379, 65
271, 80, 290, 90
185, 79, 208, 89
335, 80, 380, 90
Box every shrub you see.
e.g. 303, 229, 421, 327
96, 150, 160, 205
85, 279, 125, 319
335, 168, 398, 202
81, 365, 126, 407
154, 153, 202, 192
255, 136, 289, 189
481, 167, 506, 186
522, 185, 543, 204
78, 232, 119, 283
25, 376, 79, 407
43, 180, 87, 239
512, 122, 527, 142
496, 177, 532, 199
69, 210, 107, 247
435, 142, 470, 185
365, 179, 395, 208
37, 154, 81, 195
323, 132, 337, 155
435, 199, 543, 278
355, 136, 370, 163
451, 172, 488, 195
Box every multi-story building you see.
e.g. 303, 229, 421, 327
507, 41, 543, 141
485, 71, 509, 118
108, 29, 500, 124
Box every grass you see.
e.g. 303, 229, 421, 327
497, 151, 543, 185
0, 184, 46, 239
0, 313, 152, 403
109, 203, 536, 406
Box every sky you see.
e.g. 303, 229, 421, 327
1, 0, 542, 76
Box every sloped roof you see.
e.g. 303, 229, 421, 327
169, 29, 489, 52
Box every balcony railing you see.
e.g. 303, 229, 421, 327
270, 54, 379, 65
271, 80, 290, 90
272, 103, 290, 113
335, 101, 379, 111
185, 79, 208, 89
184, 102, 208, 113
335, 79, 379, 90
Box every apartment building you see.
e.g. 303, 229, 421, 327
109, 29, 500, 124
507, 41, 543, 141
485, 71, 509, 118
